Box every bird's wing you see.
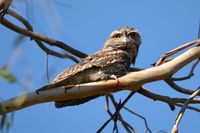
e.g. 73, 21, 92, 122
36, 49, 129, 92
52, 48, 129, 83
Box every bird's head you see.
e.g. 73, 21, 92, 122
103, 26, 141, 64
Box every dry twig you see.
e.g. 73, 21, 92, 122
138, 87, 200, 112
171, 87, 200, 133
97, 91, 137, 133
105, 95, 135, 133
165, 78, 200, 96
0, 9, 87, 60
123, 106, 152, 133
164, 59, 199, 94
171, 59, 199, 81
155, 40, 199, 66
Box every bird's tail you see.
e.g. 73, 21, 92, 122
55, 95, 101, 108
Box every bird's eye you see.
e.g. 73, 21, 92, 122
112, 34, 122, 38
128, 32, 137, 38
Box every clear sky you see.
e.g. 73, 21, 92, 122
1, 0, 200, 133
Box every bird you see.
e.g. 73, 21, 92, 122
36, 26, 141, 108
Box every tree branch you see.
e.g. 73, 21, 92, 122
171, 87, 200, 133
123, 106, 152, 133
138, 87, 200, 112
165, 79, 200, 95
0, 40, 200, 114
0, 11, 87, 59
97, 91, 137, 133
5, 9, 80, 63
155, 40, 199, 66
105, 95, 135, 133
171, 59, 199, 81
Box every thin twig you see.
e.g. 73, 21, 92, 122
105, 96, 119, 133
97, 91, 137, 133
165, 58, 199, 95
107, 95, 135, 132
165, 79, 200, 96
138, 87, 200, 112
45, 53, 50, 84
1, 10, 87, 59
3, 9, 80, 63
155, 40, 200, 66
138, 87, 176, 111
123, 106, 152, 133
6, 9, 33, 31
175, 103, 200, 112
171, 87, 200, 133
171, 59, 199, 81
3, 10, 79, 62
36, 39, 80, 63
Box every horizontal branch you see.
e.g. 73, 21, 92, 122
0, 16, 87, 58
0, 40, 200, 114
138, 87, 200, 111
4, 9, 79, 63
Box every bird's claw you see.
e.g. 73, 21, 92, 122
110, 75, 122, 89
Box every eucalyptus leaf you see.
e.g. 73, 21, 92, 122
0, 67, 17, 83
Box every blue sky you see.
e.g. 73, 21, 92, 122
1, 0, 200, 132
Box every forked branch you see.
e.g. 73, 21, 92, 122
0, 9, 87, 60
171, 87, 200, 133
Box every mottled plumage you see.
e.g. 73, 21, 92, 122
36, 26, 141, 108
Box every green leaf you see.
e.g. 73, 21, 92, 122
0, 113, 15, 132
0, 67, 17, 83
0, 114, 7, 130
